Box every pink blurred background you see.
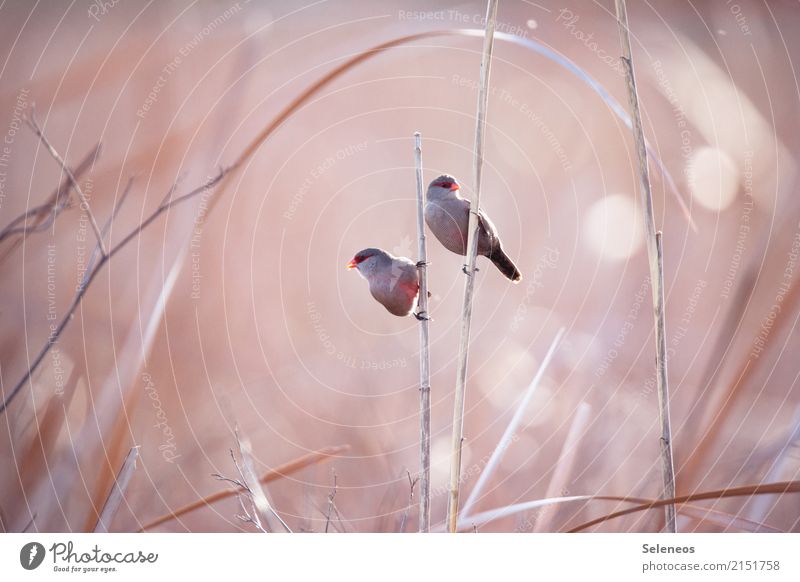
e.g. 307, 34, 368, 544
1, 0, 799, 532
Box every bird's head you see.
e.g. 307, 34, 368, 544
346, 248, 386, 277
427, 174, 460, 199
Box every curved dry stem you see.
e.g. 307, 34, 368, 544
568, 480, 800, 532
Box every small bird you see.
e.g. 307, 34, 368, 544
424, 174, 522, 282
347, 248, 427, 319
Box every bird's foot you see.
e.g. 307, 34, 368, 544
413, 311, 430, 321
416, 260, 429, 268
462, 264, 479, 276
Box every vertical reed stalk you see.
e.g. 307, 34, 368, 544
447, 0, 499, 534
655, 233, 677, 531
413, 132, 431, 532
614, 0, 677, 532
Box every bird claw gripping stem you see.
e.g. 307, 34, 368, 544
413, 311, 430, 321
462, 264, 479, 276
416, 260, 429, 268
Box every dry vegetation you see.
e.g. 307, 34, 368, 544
1, 0, 799, 533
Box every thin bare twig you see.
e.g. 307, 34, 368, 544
236, 430, 292, 533
0, 143, 101, 247
325, 471, 338, 533
94, 446, 139, 533
413, 132, 431, 532
0, 168, 230, 415
213, 450, 267, 532
448, 0, 499, 535
139, 445, 347, 532
614, 0, 676, 532
399, 469, 419, 533
24, 109, 107, 256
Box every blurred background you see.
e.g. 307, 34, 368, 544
1, 0, 799, 532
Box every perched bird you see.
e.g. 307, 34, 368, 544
347, 248, 427, 319
424, 174, 522, 282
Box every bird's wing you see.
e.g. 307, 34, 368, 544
477, 208, 500, 249
368, 260, 419, 317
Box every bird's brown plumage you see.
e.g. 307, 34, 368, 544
424, 175, 521, 282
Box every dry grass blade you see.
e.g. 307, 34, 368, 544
568, 481, 800, 532
460, 327, 565, 519
614, 0, 676, 532
138, 445, 346, 532
453, 492, 785, 532
19, 366, 82, 494
679, 504, 781, 533
683, 278, 800, 482
447, 0, 499, 535
534, 401, 591, 532
744, 402, 800, 521
413, 132, 431, 532
94, 446, 139, 533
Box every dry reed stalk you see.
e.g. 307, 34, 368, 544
655, 232, 676, 530
614, 0, 676, 532
139, 445, 347, 531
460, 328, 565, 519
447, 0, 499, 535
93, 446, 139, 532
413, 132, 431, 532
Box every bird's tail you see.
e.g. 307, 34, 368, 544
489, 247, 522, 283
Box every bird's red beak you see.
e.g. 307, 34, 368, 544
346, 259, 358, 270
450, 182, 460, 190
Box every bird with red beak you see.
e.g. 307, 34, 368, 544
424, 174, 522, 282
347, 248, 427, 319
